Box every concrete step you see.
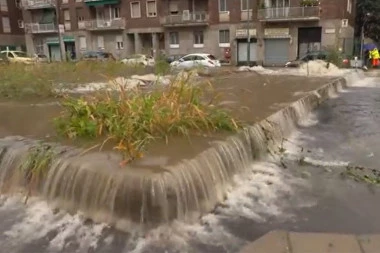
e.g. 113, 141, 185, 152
240, 230, 380, 253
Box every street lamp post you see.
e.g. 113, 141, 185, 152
55, 0, 66, 62
246, 0, 251, 66
360, 13, 371, 62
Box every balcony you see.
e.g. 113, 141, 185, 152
84, 19, 125, 30
161, 11, 209, 27
21, 0, 55, 9
258, 6, 320, 22
25, 23, 58, 33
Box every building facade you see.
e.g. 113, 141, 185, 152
0, 0, 25, 51
21, 0, 356, 65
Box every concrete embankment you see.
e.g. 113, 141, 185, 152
0, 71, 363, 229
240, 230, 380, 253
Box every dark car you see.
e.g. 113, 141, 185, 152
166, 54, 185, 64
81, 51, 116, 61
285, 51, 350, 68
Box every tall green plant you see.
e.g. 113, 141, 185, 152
54, 74, 241, 165
18, 143, 56, 203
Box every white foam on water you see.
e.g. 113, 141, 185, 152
351, 77, 379, 87
2, 196, 108, 252
122, 161, 314, 253
238, 61, 349, 77
0, 151, 317, 253
297, 112, 319, 127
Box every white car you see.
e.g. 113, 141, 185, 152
121, 54, 155, 66
170, 53, 221, 69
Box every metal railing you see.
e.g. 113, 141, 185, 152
25, 23, 58, 33
258, 6, 320, 20
162, 11, 208, 25
21, 0, 56, 9
84, 18, 126, 30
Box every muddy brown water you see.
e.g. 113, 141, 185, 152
0, 73, 333, 168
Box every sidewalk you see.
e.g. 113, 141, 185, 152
240, 230, 380, 253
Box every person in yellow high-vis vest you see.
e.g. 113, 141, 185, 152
369, 48, 380, 68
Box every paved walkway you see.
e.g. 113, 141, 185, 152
240, 230, 380, 253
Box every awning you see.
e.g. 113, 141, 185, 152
84, 0, 119, 6
46, 36, 75, 45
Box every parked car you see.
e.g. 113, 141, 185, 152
285, 50, 350, 68
0, 50, 36, 64
166, 54, 186, 64
121, 54, 155, 66
81, 51, 116, 61
170, 53, 221, 69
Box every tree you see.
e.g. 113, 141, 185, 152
356, 0, 380, 42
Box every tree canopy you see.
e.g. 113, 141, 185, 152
356, 0, 380, 42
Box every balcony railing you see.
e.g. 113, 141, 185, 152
84, 18, 125, 30
21, 0, 56, 9
25, 23, 58, 33
258, 6, 320, 21
162, 11, 209, 27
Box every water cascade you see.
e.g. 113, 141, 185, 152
0, 72, 361, 229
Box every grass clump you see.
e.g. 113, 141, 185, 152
0, 61, 149, 98
54, 74, 241, 164
18, 143, 56, 203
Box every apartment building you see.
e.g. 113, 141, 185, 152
21, 0, 356, 65
21, 0, 165, 61
164, 0, 356, 66
0, 0, 25, 51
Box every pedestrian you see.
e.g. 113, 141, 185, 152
370, 47, 380, 68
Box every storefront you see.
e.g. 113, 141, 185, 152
46, 36, 76, 61
235, 29, 257, 66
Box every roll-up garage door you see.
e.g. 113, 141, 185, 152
237, 41, 257, 65
264, 38, 290, 66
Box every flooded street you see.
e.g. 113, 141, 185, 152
1, 75, 380, 253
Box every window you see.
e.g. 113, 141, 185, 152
116, 35, 124, 50
2, 17, 10, 33
219, 0, 227, 12
63, 10, 70, 21
182, 55, 194, 61
130, 2, 141, 18
169, 31, 179, 48
17, 20, 24, 28
347, 0, 352, 13
79, 36, 86, 50
76, 0, 82, 2
146, 0, 157, 17
112, 7, 120, 19
77, 8, 85, 29
193, 31, 204, 46
219, 29, 230, 46
169, 0, 179, 15
15, 0, 21, 8
97, 36, 104, 49
0, 0, 8, 11
241, 0, 251, 10
62, 0, 68, 3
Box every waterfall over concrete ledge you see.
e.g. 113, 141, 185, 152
0, 71, 363, 229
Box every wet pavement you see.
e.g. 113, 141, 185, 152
1, 74, 380, 253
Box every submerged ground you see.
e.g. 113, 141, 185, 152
1, 69, 379, 252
